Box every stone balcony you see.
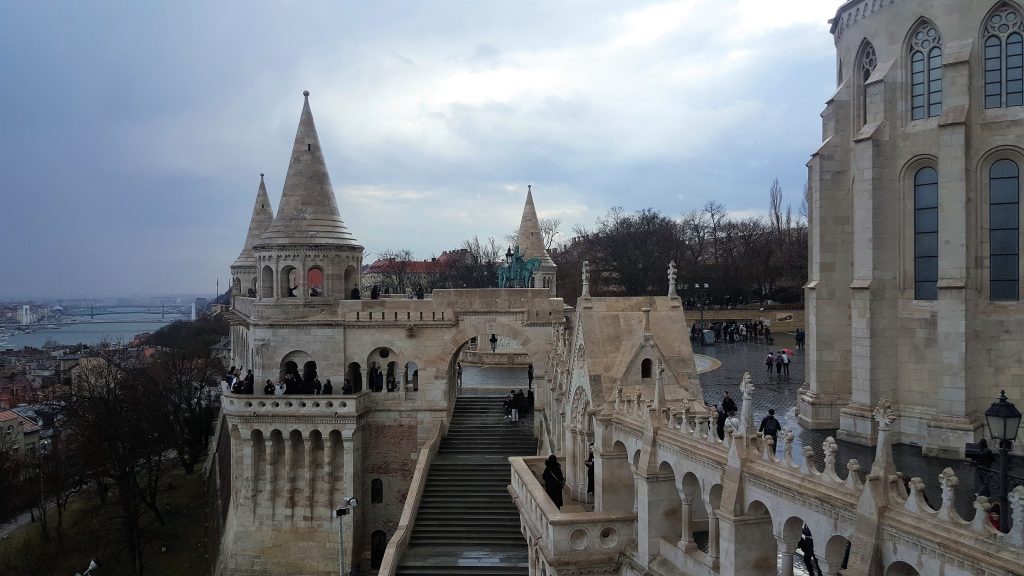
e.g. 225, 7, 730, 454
510, 456, 637, 575
220, 390, 370, 421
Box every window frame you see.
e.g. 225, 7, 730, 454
913, 167, 940, 300
989, 158, 1021, 301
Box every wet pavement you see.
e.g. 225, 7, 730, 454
696, 333, 1023, 518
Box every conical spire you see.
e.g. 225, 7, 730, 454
256, 91, 359, 247
516, 185, 554, 266
231, 174, 275, 269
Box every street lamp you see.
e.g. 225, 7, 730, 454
985, 390, 1021, 533
75, 559, 100, 576
489, 333, 498, 353
335, 497, 359, 576
684, 283, 710, 342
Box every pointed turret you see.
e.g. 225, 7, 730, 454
516, 185, 555, 267
256, 91, 359, 247
231, 174, 275, 269
516, 185, 557, 294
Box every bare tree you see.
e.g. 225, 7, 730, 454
769, 178, 784, 233
371, 249, 417, 294
148, 350, 220, 475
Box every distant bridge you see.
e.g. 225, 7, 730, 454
61, 304, 196, 320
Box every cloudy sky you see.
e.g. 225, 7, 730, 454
0, 0, 842, 299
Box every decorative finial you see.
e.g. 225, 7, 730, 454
873, 397, 895, 430
260, 172, 264, 181
528, 184, 532, 193
303, 90, 310, 98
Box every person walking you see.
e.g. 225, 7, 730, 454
758, 409, 782, 454
585, 445, 595, 494
766, 352, 775, 376
781, 351, 790, 376
775, 351, 784, 375
798, 526, 823, 576
543, 455, 566, 508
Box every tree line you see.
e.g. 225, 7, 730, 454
0, 319, 227, 575
367, 179, 808, 306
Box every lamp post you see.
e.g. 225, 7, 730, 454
75, 559, 100, 576
684, 283, 710, 341
985, 390, 1021, 533
335, 497, 359, 576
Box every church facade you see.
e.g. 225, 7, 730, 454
801, 0, 1024, 456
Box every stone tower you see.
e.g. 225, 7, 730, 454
252, 91, 364, 303
516, 186, 557, 295
229, 174, 274, 297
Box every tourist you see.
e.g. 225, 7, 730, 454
274, 380, 286, 396
415, 285, 425, 299
311, 378, 322, 395
527, 364, 534, 388
585, 445, 595, 494
966, 439, 995, 496
371, 285, 381, 300
542, 455, 565, 509
775, 351, 784, 375
781, 350, 790, 376
765, 326, 774, 344
322, 379, 333, 395
350, 287, 361, 300
510, 390, 522, 422
406, 288, 414, 299
758, 409, 782, 454
795, 328, 805, 349
457, 362, 463, 387
766, 353, 775, 375
515, 389, 527, 418
721, 391, 737, 417
527, 389, 534, 410
263, 379, 275, 395
342, 378, 353, 395
798, 526, 822, 576
504, 390, 515, 419
714, 402, 726, 440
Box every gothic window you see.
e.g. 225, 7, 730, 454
990, 159, 1020, 300
860, 42, 878, 125
913, 167, 939, 300
984, 4, 1024, 108
909, 21, 942, 120
641, 358, 653, 379
371, 478, 383, 503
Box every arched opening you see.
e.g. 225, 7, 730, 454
344, 264, 359, 299
302, 360, 318, 390
704, 484, 723, 563
600, 441, 635, 513
249, 276, 257, 297
681, 472, 707, 551
885, 561, 922, 576
641, 358, 653, 378
261, 265, 274, 298
782, 516, 814, 576
280, 265, 299, 298
370, 530, 387, 569
371, 478, 383, 503
824, 534, 852, 575
449, 331, 534, 399
404, 362, 419, 392
386, 361, 398, 392
281, 360, 299, 382
233, 277, 242, 294
858, 40, 878, 125
346, 362, 362, 393
307, 266, 324, 297
741, 501, 776, 573
650, 461, 682, 548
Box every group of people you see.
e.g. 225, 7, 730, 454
223, 367, 255, 394
766, 350, 792, 376
503, 389, 534, 422
363, 284, 426, 300
261, 374, 335, 396
691, 320, 774, 345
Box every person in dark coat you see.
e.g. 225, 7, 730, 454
967, 438, 996, 496
758, 409, 782, 454
585, 445, 595, 494
322, 379, 333, 395
798, 526, 822, 576
543, 455, 565, 508
263, 379, 275, 395
311, 378, 322, 395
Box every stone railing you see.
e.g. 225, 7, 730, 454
221, 391, 369, 418
377, 421, 443, 576
460, 349, 531, 367
510, 456, 637, 573
231, 296, 256, 319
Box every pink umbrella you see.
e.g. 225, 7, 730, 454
782, 348, 795, 356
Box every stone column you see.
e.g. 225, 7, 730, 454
303, 430, 314, 524
284, 433, 295, 525
677, 496, 694, 550
778, 538, 796, 576
341, 429, 356, 569
241, 431, 255, 522
706, 505, 720, 566
265, 431, 276, 521
565, 428, 578, 501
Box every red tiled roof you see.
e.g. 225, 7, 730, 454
0, 409, 40, 433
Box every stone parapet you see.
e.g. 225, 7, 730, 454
510, 456, 637, 576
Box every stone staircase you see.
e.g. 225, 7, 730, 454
396, 396, 535, 576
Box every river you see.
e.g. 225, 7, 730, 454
2, 315, 177, 350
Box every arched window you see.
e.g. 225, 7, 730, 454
860, 42, 878, 126
641, 358, 653, 379
260, 265, 274, 298
990, 159, 1020, 300
307, 267, 323, 297
370, 530, 387, 569
371, 478, 383, 503
984, 4, 1024, 108
914, 167, 939, 300
909, 20, 942, 120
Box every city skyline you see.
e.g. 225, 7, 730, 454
0, 0, 841, 298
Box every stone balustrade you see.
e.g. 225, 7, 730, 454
510, 456, 637, 576
221, 391, 369, 419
